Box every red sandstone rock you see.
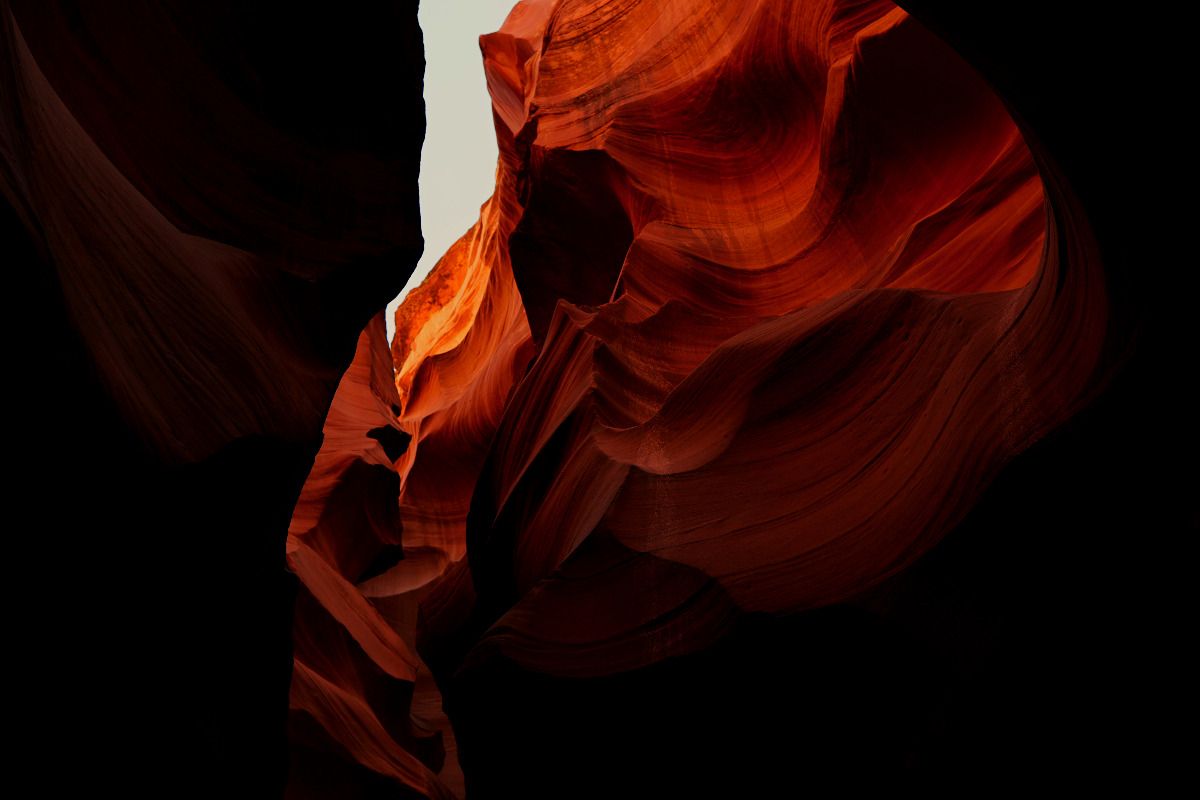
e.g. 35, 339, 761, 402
287, 0, 1112, 794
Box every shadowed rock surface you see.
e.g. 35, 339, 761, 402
3, 1, 425, 794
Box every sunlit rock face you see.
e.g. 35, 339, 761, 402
288, 0, 1113, 795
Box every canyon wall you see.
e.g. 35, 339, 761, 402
2, 1, 425, 793
287, 1, 1127, 796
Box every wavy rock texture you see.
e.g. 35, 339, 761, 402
2, 1, 425, 793
1, 2, 424, 461
285, 0, 1120, 795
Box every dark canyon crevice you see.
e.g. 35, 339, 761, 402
3, 1, 425, 794
4, 1, 1179, 798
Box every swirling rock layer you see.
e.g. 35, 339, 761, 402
3, 1, 425, 793
287, 0, 1118, 795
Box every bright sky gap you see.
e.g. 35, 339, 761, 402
386, 1, 516, 344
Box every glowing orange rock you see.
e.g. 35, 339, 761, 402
287, 0, 1111, 794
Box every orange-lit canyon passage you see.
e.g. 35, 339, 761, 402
284, 2, 1112, 796
2, 1, 1172, 796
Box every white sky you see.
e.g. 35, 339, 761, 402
386, 1, 518, 343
